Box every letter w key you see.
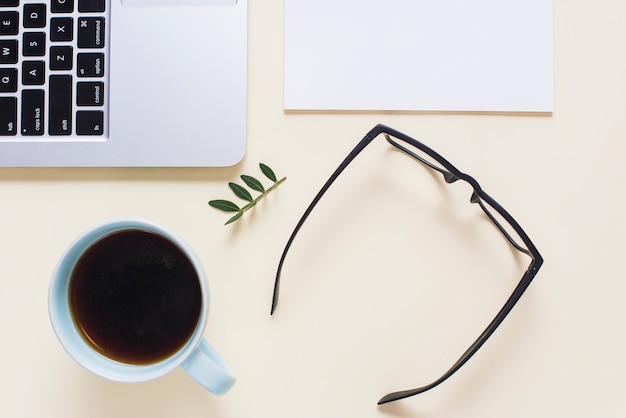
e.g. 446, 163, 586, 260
0, 40, 18, 64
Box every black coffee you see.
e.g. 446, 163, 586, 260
69, 229, 202, 365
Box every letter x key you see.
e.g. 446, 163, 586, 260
51, 18, 74, 42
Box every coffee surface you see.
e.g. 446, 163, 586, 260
69, 229, 202, 365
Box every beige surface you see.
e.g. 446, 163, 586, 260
1, 1, 625, 417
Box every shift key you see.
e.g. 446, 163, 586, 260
49, 75, 72, 135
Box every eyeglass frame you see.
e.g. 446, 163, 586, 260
270, 124, 544, 404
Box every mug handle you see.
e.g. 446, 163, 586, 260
181, 339, 236, 395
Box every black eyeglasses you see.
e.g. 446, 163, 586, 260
271, 124, 543, 404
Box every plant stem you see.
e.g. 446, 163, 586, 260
239, 176, 287, 215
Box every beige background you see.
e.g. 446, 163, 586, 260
1, 0, 625, 417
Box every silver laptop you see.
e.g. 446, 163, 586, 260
0, 0, 247, 167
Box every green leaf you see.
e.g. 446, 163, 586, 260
225, 211, 244, 225
209, 161, 285, 226
260, 163, 277, 182
209, 200, 240, 212
229, 182, 253, 201
241, 175, 265, 193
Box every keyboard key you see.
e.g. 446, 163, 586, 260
76, 110, 103, 135
78, 17, 105, 49
50, 17, 74, 42
49, 75, 72, 135
51, 0, 74, 13
0, 67, 18, 92
0, 11, 19, 36
23, 32, 46, 56
0, 39, 18, 64
77, 81, 104, 106
1, 0, 110, 140
0, 97, 17, 136
77, 52, 104, 77
21, 89, 45, 135
23, 4, 46, 28
78, 0, 105, 13
49, 45, 73, 70
22, 60, 45, 85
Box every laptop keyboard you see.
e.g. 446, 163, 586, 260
0, 0, 109, 138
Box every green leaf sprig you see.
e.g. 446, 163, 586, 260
209, 163, 286, 225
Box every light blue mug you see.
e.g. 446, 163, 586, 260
49, 218, 236, 395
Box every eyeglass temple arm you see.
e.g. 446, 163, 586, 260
382, 133, 544, 403
378, 258, 542, 405
271, 133, 376, 314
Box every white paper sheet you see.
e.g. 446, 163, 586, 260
284, 0, 553, 112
